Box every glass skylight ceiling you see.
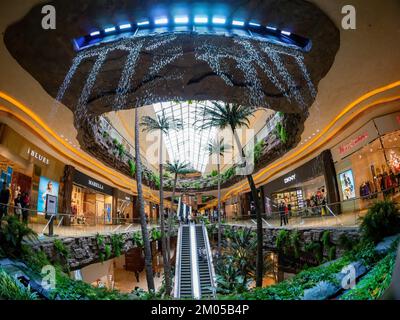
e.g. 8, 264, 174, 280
153, 101, 218, 172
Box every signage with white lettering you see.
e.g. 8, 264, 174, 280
284, 174, 296, 184
73, 170, 113, 195
27, 147, 50, 165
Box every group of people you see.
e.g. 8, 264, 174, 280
278, 201, 291, 226
0, 182, 30, 223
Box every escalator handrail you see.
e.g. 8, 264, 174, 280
201, 223, 217, 298
173, 224, 182, 298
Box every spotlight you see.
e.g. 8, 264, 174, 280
249, 22, 261, 27
155, 17, 168, 25
119, 23, 132, 30
212, 17, 226, 24
266, 26, 277, 31
90, 31, 100, 36
232, 20, 245, 26
104, 27, 116, 33
281, 30, 291, 36
174, 16, 189, 24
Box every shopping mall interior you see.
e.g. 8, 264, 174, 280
0, 0, 400, 305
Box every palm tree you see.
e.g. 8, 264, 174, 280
207, 138, 230, 254
165, 160, 190, 260
198, 102, 264, 287
134, 107, 155, 292
140, 114, 182, 296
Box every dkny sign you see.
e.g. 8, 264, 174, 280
73, 170, 113, 195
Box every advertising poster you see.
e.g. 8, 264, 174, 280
339, 170, 356, 200
37, 176, 59, 215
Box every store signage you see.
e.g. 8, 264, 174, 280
284, 174, 296, 184
338, 132, 369, 155
73, 170, 113, 195
88, 179, 104, 190
27, 147, 50, 165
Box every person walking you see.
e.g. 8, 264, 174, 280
21, 191, 30, 224
279, 202, 286, 227
284, 203, 289, 225
0, 182, 10, 220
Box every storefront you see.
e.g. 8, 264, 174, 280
0, 124, 64, 222
71, 170, 114, 225
332, 112, 400, 212
262, 150, 340, 215
115, 189, 136, 223
224, 196, 239, 219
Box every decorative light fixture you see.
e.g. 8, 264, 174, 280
90, 31, 100, 36
137, 20, 150, 26
212, 17, 226, 24
155, 17, 168, 25
281, 30, 291, 36
174, 16, 189, 24
232, 20, 245, 26
119, 23, 132, 30
266, 26, 277, 31
194, 16, 208, 24
104, 27, 116, 33
249, 22, 261, 27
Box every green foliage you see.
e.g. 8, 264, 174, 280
275, 230, 290, 253
216, 228, 261, 293
104, 244, 112, 260
304, 241, 323, 264
0, 268, 38, 300
102, 131, 109, 138
111, 234, 124, 257
128, 159, 136, 177
340, 251, 397, 300
132, 231, 144, 248
224, 255, 353, 300
210, 170, 218, 177
222, 167, 235, 181
360, 200, 400, 243
275, 122, 288, 144
253, 139, 265, 162
54, 239, 70, 259
290, 231, 301, 259
150, 228, 161, 241
53, 239, 70, 272
338, 234, 357, 252
0, 215, 37, 257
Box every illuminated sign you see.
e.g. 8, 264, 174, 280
27, 147, 50, 165
284, 174, 296, 184
338, 132, 369, 155
88, 179, 104, 190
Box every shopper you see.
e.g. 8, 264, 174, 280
284, 203, 289, 225
279, 202, 286, 227
0, 182, 10, 220
21, 191, 30, 224
14, 192, 23, 219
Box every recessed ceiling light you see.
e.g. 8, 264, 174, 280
90, 31, 100, 37
249, 22, 261, 27
194, 16, 208, 24
281, 30, 291, 36
212, 17, 226, 24
104, 27, 116, 33
119, 23, 132, 30
266, 26, 277, 31
155, 17, 168, 25
137, 20, 150, 26
232, 20, 245, 26
174, 16, 189, 24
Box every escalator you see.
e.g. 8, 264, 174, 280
174, 223, 216, 299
